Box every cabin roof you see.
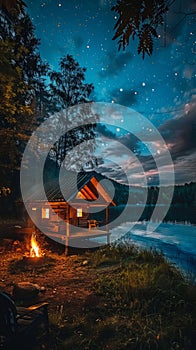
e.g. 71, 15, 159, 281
25, 170, 116, 206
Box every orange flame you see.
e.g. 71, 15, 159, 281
30, 233, 41, 258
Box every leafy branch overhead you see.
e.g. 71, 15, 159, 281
112, 0, 171, 58
0, 0, 26, 15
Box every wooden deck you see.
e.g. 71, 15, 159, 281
45, 229, 109, 241
15, 226, 110, 253
45, 228, 110, 252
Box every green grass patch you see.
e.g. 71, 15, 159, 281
43, 245, 196, 350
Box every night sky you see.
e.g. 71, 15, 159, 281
25, 0, 196, 185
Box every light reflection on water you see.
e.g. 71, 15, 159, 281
94, 222, 196, 281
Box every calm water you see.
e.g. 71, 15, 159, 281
111, 221, 196, 281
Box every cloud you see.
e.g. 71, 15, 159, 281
97, 157, 145, 186
183, 66, 195, 80
159, 97, 196, 160
158, 0, 194, 44
96, 124, 117, 139
173, 152, 196, 184
99, 51, 133, 78
111, 88, 138, 107
100, 139, 132, 159
137, 98, 196, 184
95, 97, 196, 186
157, 99, 196, 184
118, 133, 140, 154
98, 133, 140, 158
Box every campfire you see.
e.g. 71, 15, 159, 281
23, 232, 44, 262
30, 232, 41, 258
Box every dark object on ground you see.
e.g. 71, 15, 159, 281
0, 292, 49, 349
13, 282, 41, 301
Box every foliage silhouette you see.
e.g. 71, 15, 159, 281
112, 0, 172, 58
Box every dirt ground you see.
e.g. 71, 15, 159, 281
0, 237, 98, 316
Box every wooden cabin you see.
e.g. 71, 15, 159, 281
24, 171, 116, 254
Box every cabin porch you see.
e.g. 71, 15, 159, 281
39, 226, 110, 254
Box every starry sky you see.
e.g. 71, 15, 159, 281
25, 0, 196, 186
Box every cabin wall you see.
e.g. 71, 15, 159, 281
27, 201, 91, 229
69, 204, 90, 227
24, 199, 111, 234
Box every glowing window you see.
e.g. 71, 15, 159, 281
32, 207, 37, 211
77, 208, 82, 217
42, 208, 50, 219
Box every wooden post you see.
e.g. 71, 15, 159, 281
106, 205, 110, 245
65, 206, 70, 256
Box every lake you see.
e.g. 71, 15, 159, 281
109, 221, 196, 282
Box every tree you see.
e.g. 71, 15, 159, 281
112, 0, 173, 58
49, 54, 94, 110
0, 37, 33, 184
13, 13, 50, 122
0, 6, 48, 193
49, 55, 95, 169
0, 0, 26, 38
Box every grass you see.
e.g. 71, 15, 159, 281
44, 244, 196, 350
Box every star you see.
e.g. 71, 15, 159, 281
24, 0, 196, 185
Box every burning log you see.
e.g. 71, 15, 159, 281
22, 232, 44, 263
30, 232, 41, 258
24, 232, 43, 256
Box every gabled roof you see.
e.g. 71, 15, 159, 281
26, 170, 116, 205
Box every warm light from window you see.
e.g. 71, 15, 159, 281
77, 208, 83, 217
42, 208, 50, 219
32, 207, 37, 211
76, 191, 85, 199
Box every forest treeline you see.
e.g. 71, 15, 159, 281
111, 179, 196, 207
107, 180, 196, 224
0, 2, 94, 197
